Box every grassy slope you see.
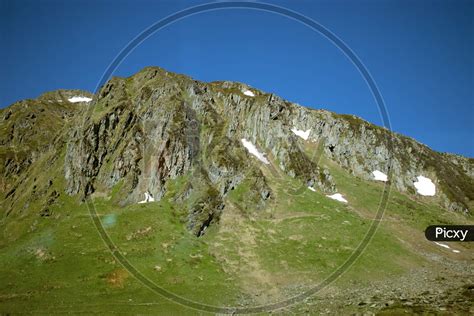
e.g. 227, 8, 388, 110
1, 141, 472, 314
0, 187, 228, 314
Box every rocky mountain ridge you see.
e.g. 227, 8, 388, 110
1, 66, 473, 234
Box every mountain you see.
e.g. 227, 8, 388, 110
0, 67, 472, 314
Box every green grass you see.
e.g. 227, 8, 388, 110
101, 197, 239, 306
1, 147, 471, 314
0, 190, 229, 314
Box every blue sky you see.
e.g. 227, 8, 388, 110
1, 0, 473, 157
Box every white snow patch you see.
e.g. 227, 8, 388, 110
138, 191, 155, 204
326, 193, 348, 203
372, 170, 388, 182
241, 139, 269, 164
434, 242, 461, 253
68, 96, 92, 103
308, 186, 316, 192
291, 128, 311, 140
413, 175, 436, 196
434, 242, 450, 249
243, 90, 255, 97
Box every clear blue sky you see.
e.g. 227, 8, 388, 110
1, 0, 473, 157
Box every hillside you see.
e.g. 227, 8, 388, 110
0, 66, 472, 314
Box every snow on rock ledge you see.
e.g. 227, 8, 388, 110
68, 96, 92, 103
327, 193, 348, 203
413, 176, 436, 196
308, 186, 316, 192
372, 170, 388, 182
241, 139, 269, 164
243, 90, 255, 97
138, 191, 155, 204
291, 128, 311, 140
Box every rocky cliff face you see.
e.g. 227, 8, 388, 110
2, 66, 473, 233
0, 90, 92, 208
